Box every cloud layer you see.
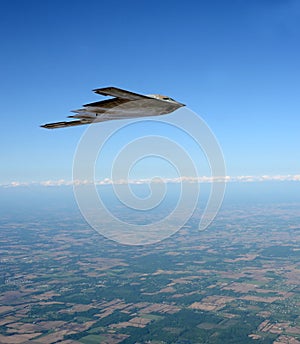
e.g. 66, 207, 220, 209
1, 174, 300, 188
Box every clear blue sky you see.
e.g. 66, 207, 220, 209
1, 0, 300, 184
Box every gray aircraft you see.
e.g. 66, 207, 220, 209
41, 87, 185, 129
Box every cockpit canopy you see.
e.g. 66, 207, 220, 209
147, 94, 176, 102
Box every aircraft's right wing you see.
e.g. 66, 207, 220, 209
93, 87, 151, 100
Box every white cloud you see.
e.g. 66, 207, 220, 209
1, 174, 300, 188
6, 181, 31, 187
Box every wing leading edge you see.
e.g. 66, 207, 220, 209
93, 87, 151, 100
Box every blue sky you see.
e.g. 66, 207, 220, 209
1, 0, 300, 184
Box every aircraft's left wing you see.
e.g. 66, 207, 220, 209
93, 87, 151, 100
40, 119, 92, 129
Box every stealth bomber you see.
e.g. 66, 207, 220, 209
41, 87, 185, 129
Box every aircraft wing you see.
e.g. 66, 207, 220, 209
40, 119, 92, 129
82, 96, 129, 109
93, 87, 151, 100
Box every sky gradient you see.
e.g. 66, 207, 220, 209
1, 0, 300, 184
